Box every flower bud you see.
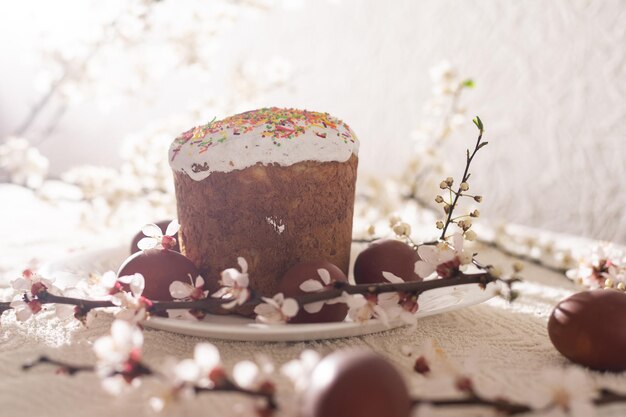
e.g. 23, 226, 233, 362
474, 195, 483, 203
435, 195, 444, 204
470, 209, 480, 218
617, 282, 626, 291
445, 177, 454, 186
464, 230, 477, 241
513, 262, 524, 273
388, 214, 401, 227
393, 222, 411, 237
488, 266, 502, 278
367, 224, 376, 236
436, 220, 444, 229
439, 181, 448, 189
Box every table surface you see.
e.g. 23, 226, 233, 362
1, 184, 625, 417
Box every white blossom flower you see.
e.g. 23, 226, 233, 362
281, 350, 321, 392
0, 137, 49, 188
345, 293, 390, 325
232, 355, 275, 391
11, 269, 60, 298
530, 368, 597, 417
94, 320, 145, 395
149, 343, 222, 411
10, 295, 43, 322
111, 273, 151, 323
298, 268, 338, 314
379, 272, 419, 325
169, 275, 208, 301
254, 293, 298, 324
75, 271, 120, 299
602, 264, 626, 290
167, 275, 210, 321
414, 234, 473, 279
566, 246, 624, 289
211, 257, 250, 309
137, 219, 180, 251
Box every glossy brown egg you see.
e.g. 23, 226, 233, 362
278, 260, 349, 324
354, 239, 421, 284
301, 350, 411, 417
129, 220, 180, 254
548, 289, 626, 371
118, 248, 201, 301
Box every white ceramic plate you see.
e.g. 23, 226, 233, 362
40, 245, 499, 342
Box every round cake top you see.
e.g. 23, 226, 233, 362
169, 107, 359, 180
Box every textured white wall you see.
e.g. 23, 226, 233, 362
1, 0, 624, 242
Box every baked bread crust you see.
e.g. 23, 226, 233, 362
174, 154, 358, 296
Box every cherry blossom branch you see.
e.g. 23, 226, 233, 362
0, 268, 512, 320
293, 271, 499, 305
411, 388, 626, 415
23, 354, 277, 411
412, 395, 532, 415
439, 116, 485, 240
195, 384, 277, 410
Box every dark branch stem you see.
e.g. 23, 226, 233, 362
412, 388, 626, 416
0, 271, 501, 316
439, 127, 484, 240
22, 355, 94, 375
412, 395, 532, 415
195, 383, 277, 410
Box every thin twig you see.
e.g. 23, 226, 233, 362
439, 120, 484, 240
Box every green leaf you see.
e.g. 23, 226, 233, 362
472, 116, 483, 131
477, 141, 489, 150
461, 79, 475, 88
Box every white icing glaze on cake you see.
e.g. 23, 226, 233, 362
169, 107, 359, 180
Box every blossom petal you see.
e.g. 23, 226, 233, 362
15, 306, 32, 321
142, 223, 162, 238
233, 360, 259, 388
10, 277, 29, 291
169, 281, 193, 299
299, 279, 324, 292
317, 268, 331, 285
417, 245, 440, 265
175, 359, 201, 383
452, 233, 464, 253
194, 343, 221, 370
101, 271, 118, 288
382, 271, 405, 283
281, 298, 299, 318
137, 237, 157, 251
237, 257, 248, 273
129, 274, 145, 298
165, 219, 180, 236
414, 261, 435, 278
194, 275, 205, 288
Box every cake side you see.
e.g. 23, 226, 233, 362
169, 107, 359, 180
174, 155, 358, 296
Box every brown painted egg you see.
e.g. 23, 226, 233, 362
118, 248, 201, 301
301, 350, 411, 417
548, 289, 626, 371
354, 239, 421, 284
278, 260, 348, 324
130, 220, 180, 254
